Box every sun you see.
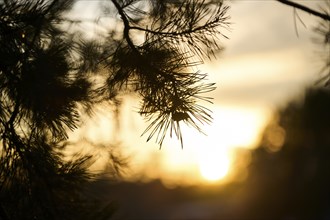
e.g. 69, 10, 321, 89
198, 148, 231, 182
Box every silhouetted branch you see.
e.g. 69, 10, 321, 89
277, 0, 330, 21
111, 0, 138, 54
105, 0, 227, 147
130, 22, 226, 37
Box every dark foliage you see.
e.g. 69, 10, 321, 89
0, 0, 229, 219
313, 0, 330, 86
0, 0, 112, 219
243, 88, 330, 220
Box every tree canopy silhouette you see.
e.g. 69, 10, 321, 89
0, 0, 229, 219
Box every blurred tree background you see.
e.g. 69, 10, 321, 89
235, 2, 330, 219
234, 88, 330, 220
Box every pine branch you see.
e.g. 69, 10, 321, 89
130, 21, 222, 37
277, 0, 330, 21
111, 0, 139, 54
109, 0, 223, 147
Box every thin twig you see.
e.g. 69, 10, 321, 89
110, 0, 138, 54
277, 0, 330, 21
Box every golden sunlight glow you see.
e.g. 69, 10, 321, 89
64, 0, 318, 187
154, 106, 270, 184
73, 98, 271, 185
198, 148, 230, 181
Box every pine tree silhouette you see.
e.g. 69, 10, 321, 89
0, 0, 230, 219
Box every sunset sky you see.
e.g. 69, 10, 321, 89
68, 0, 327, 186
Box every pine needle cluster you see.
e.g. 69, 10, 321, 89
106, 0, 230, 147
